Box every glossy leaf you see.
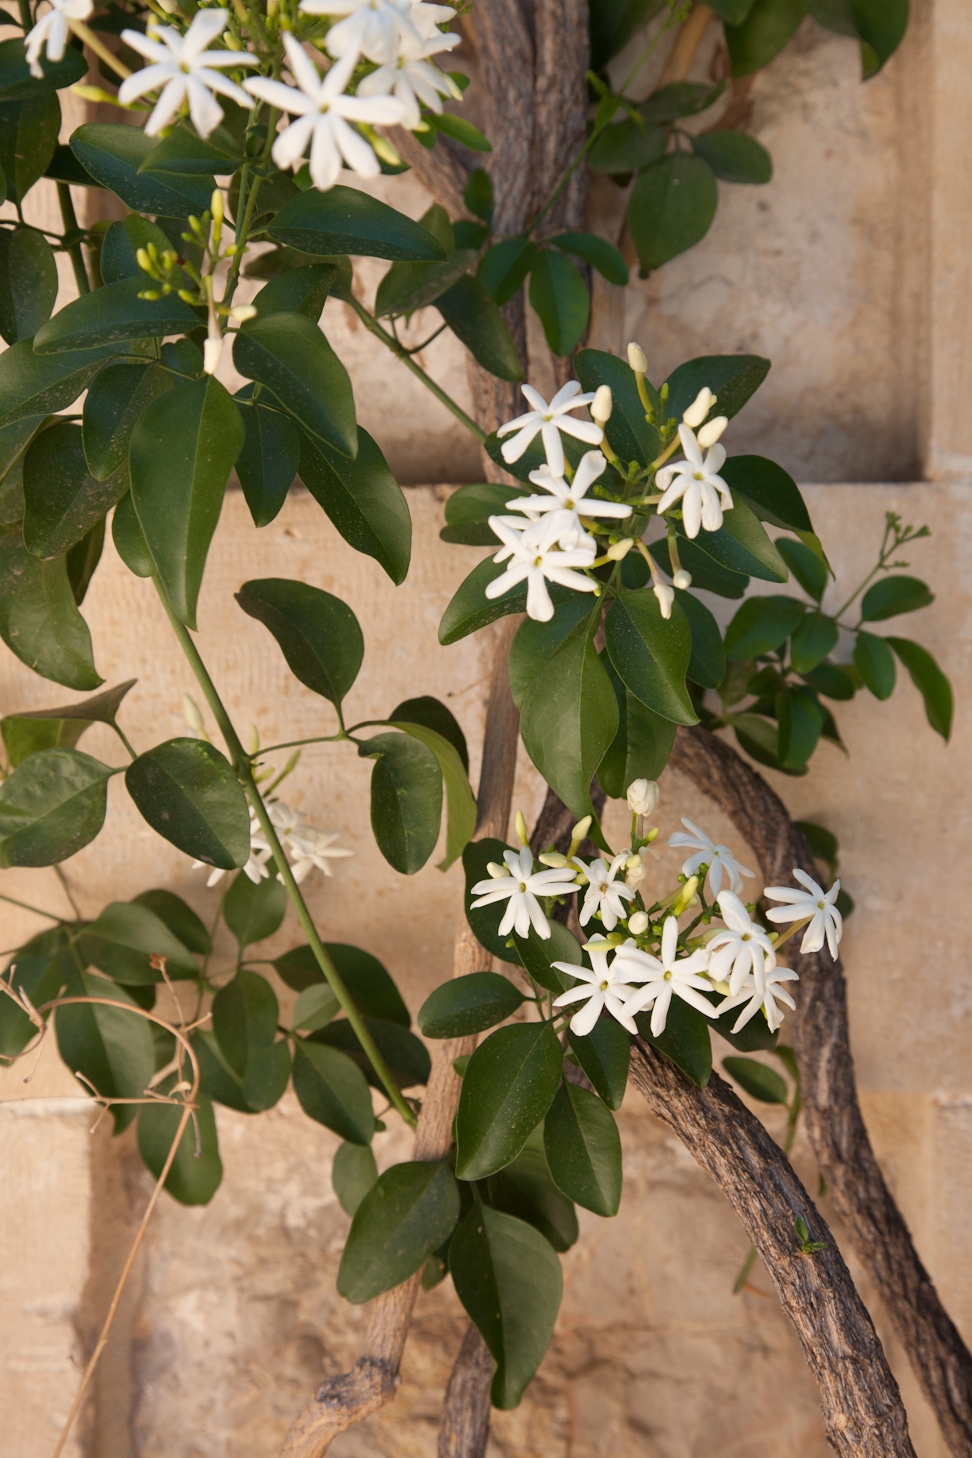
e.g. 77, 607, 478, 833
34, 277, 199, 354
679, 591, 726, 688
248, 261, 339, 323
292, 981, 341, 1033
860, 574, 933, 622
598, 656, 677, 797
725, 594, 805, 659
212, 967, 278, 1073
590, 0, 666, 68
486, 1148, 579, 1252
690, 130, 772, 183
112, 491, 154, 578
360, 730, 443, 875
137, 1082, 223, 1204
439, 554, 572, 644
276, 942, 410, 1026
776, 536, 827, 600
0, 524, 101, 689
508, 597, 597, 709
512, 920, 584, 997
636, 998, 712, 1086
125, 737, 250, 869
604, 590, 696, 725
292, 1041, 375, 1143
0, 748, 111, 866
431, 110, 491, 151
236, 577, 364, 707
529, 249, 589, 357
223, 871, 286, 948
723, 1054, 789, 1105
0, 226, 57, 344
802, 659, 857, 701
853, 629, 896, 700
99, 214, 173, 284
311, 1015, 430, 1090
0, 92, 59, 203
691, 498, 789, 582
338, 1160, 460, 1302
79, 900, 198, 984
234, 397, 300, 527
299, 429, 411, 586
332, 1140, 378, 1216
389, 719, 476, 869
139, 123, 240, 175
455, 1021, 563, 1180
886, 637, 952, 740
233, 311, 356, 459
0, 337, 110, 424
575, 347, 663, 467
70, 123, 214, 217
477, 237, 537, 306
850, 0, 909, 73
544, 1080, 623, 1216
640, 81, 725, 123
389, 695, 469, 772
83, 361, 174, 482
464, 165, 494, 221
567, 1017, 630, 1110
418, 972, 525, 1039
550, 230, 630, 285
628, 153, 718, 272
56, 970, 155, 1131
133, 887, 211, 955
66, 518, 103, 605
268, 185, 447, 261
588, 118, 667, 173
437, 272, 524, 380
725, 0, 807, 75
790, 611, 838, 675
776, 684, 824, 769
0, 679, 134, 769
0, 35, 86, 99
663, 361, 772, 428
375, 249, 476, 318
129, 374, 243, 628
0, 928, 72, 1058
22, 421, 126, 559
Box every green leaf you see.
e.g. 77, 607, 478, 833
486, 1148, 578, 1252
419, 972, 525, 1038
723, 1054, 789, 1104
477, 237, 537, 306
235, 577, 364, 708
598, 656, 677, 797
512, 920, 584, 996
636, 998, 712, 1086
805, 0, 856, 31
234, 396, 300, 527
886, 636, 952, 741
438, 554, 572, 644
588, 118, 667, 173
776, 536, 827, 600
0, 524, 101, 689
691, 498, 789, 582
708, 0, 758, 20
544, 1080, 623, 1216
139, 123, 240, 175
22, 421, 126, 559
0, 928, 73, 1058
0, 748, 111, 866
0, 92, 59, 203
332, 1140, 378, 1216
628, 153, 718, 272
853, 629, 896, 700
375, 250, 476, 318
640, 81, 725, 123
298, 428, 411, 586
359, 729, 443, 875
99, 215, 173, 284
247, 262, 339, 325
437, 272, 524, 380
130, 374, 243, 628
776, 684, 824, 769
339, 1160, 461, 1302
567, 1018, 629, 1110
860, 574, 933, 622
133, 888, 211, 955
311, 1015, 430, 1090
70, 123, 215, 217
292, 981, 341, 1033
690, 130, 772, 183
521, 624, 620, 822
679, 591, 726, 688
268, 185, 447, 261
0, 35, 86, 100
801, 659, 857, 701
0, 678, 134, 768
663, 361, 772, 427
732, 711, 791, 773
455, 1021, 563, 1180
125, 737, 250, 869
389, 694, 469, 772
849, 0, 908, 73
508, 597, 596, 709
275, 942, 410, 1026
449, 1204, 562, 1409
550, 230, 629, 286
431, 111, 491, 151
137, 1079, 223, 1204
79, 901, 198, 984
222, 871, 286, 948
0, 227, 57, 344
212, 966, 278, 1073
464, 166, 494, 221
0, 337, 110, 425
389, 719, 476, 870
604, 590, 697, 725
292, 1040, 377, 1143
790, 610, 838, 675
575, 347, 662, 467
83, 361, 174, 482
725, 594, 805, 658
528, 249, 590, 357
65, 518, 103, 605
34, 278, 199, 355
233, 311, 356, 459
590, 0, 666, 69
726, 0, 807, 75
190, 1027, 251, 1112
56, 970, 155, 1131
112, 491, 154, 578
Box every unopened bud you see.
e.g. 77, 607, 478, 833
570, 815, 592, 844
211, 189, 224, 225
625, 858, 646, 890
673, 568, 692, 590
697, 415, 728, 449
606, 537, 634, 561
627, 341, 648, 374
682, 386, 716, 429
515, 809, 529, 845
486, 861, 506, 879
182, 693, 206, 735
653, 582, 674, 619
591, 384, 612, 424
627, 910, 649, 935
627, 778, 660, 817
538, 851, 568, 868
672, 873, 699, 916
135, 247, 152, 274
229, 304, 257, 323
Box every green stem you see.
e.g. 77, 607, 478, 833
346, 295, 486, 443
16, 0, 30, 30
0, 890, 64, 923
155, 582, 417, 1128
56, 185, 90, 295
258, 733, 345, 755
111, 721, 138, 761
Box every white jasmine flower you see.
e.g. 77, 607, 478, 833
655, 424, 733, 539
716, 961, 799, 1035
575, 852, 636, 932
356, 27, 460, 129
617, 917, 716, 1037
244, 36, 405, 191
764, 869, 843, 958
668, 817, 755, 898
470, 845, 580, 940
625, 853, 647, 890
119, 10, 257, 139
287, 826, 354, 883
497, 381, 603, 477
707, 891, 776, 997
627, 778, 659, 818
25, 0, 92, 80
485, 515, 597, 623
552, 939, 643, 1036
194, 806, 271, 886
506, 449, 632, 552
301, 0, 417, 64
682, 386, 716, 429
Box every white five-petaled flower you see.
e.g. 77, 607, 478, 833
627, 778, 659, 818
668, 817, 755, 898
616, 917, 716, 1038
356, 26, 460, 129
265, 801, 354, 884
716, 961, 799, 1035
25, 0, 92, 80
503, 449, 632, 552
469, 845, 580, 940
707, 891, 776, 997
655, 423, 734, 539
300, 0, 452, 64
119, 10, 258, 140
574, 852, 636, 932
497, 381, 603, 477
244, 36, 405, 192
551, 939, 644, 1036
485, 513, 597, 623
764, 869, 843, 958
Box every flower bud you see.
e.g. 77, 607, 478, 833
211, 189, 224, 226
591, 384, 613, 424
626, 778, 659, 817
515, 809, 529, 845
606, 537, 634, 561
135, 247, 152, 275
697, 415, 728, 449
230, 304, 258, 323
182, 693, 207, 737
570, 815, 592, 844
672, 874, 699, 916
673, 568, 692, 590
486, 861, 506, 879
682, 386, 716, 429
625, 858, 646, 890
653, 581, 675, 619
628, 910, 649, 935
203, 334, 222, 376
538, 851, 568, 868
627, 341, 648, 374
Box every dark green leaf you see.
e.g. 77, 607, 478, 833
550, 230, 629, 285
508, 597, 598, 709
567, 1018, 630, 1110
79, 900, 198, 984
544, 1080, 623, 1216
860, 574, 933, 622
137, 1081, 223, 1203
486, 1148, 578, 1252
0, 337, 110, 425
70, 123, 215, 217
590, 0, 666, 69
338, 1160, 461, 1302
292, 981, 341, 1033
790, 610, 838, 675
708, 0, 758, 21
679, 591, 726, 688
725, 594, 805, 659
388, 719, 476, 870
636, 998, 712, 1086
776, 685, 824, 769
598, 655, 677, 797
575, 347, 662, 467
332, 1140, 378, 1216
849, 0, 908, 72
886, 636, 952, 740
248, 262, 339, 324
191, 1027, 252, 1112
0, 928, 72, 1058
723, 1054, 789, 1103
311, 1015, 430, 1090
801, 659, 857, 700
732, 711, 792, 773
390, 695, 469, 772
604, 590, 697, 724
431, 111, 491, 151
269, 185, 447, 261
663, 362, 772, 428
56, 970, 154, 1131
275, 942, 410, 1027
22, 421, 125, 559
112, 490, 154, 577
464, 166, 494, 221
776, 536, 827, 600
588, 118, 667, 173
293, 1040, 376, 1143
853, 629, 896, 700
1, 678, 134, 768
438, 553, 573, 644
795, 819, 839, 878
436, 273, 523, 380
233, 311, 356, 459
690, 130, 772, 183
640, 81, 725, 123
236, 577, 364, 707
455, 1021, 563, 1180
129, 374, 243, 628
83, 361, 174, 482
0, 227, 57, 343
690, 497, 789, 582
222, 871, 286, 948
139, 123, 240, 175
419, 972, 525, 1039
726, 0, 807, 75
34, 278, 199, 354
0, 92, 59, 203
0, 747, 111, 866
529, 249, 589, 357
125, 737, 250, 869
44, 142, 96, 188
477, 237, 537, 306
234, 396, 299, 526
0, 35, 86, 100
375, 249, 476, 318
133, 888, 211, 955
0, 524, 101, 688
55, 492, 102, 602
512, 920, 584, 996
628, 153, 718, 272
449, 1204, 562, 1409
99, 215, 173, 284
212, 967, 278, 1073
360, 729, 443, 875
805, 0, 856, 31
299, 428, 411, 586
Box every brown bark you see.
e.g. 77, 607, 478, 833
437, 1324, 494, 1458
669, 724, 972, 1457
628, 1041, 916, 1458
